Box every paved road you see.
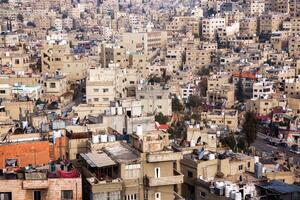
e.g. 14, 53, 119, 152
252, 133, 300, 165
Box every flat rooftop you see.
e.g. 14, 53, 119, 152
104, 143, 140, 164
80, 152, 116, 168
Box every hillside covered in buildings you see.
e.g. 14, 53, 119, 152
0, 0, 300, 200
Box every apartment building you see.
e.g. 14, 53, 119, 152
239, 17, 258, 35
289, 36, 300, 59
121, 31, 168, 59
247, 97, 286, 115
185, 48, 211, 71
180, 150, 255, 200
207, 73, 231, 91
259, 13, 287, 35
247, 0, 265, 16
41, 41, 71, 74
207, 83, 235, 108
290, 17, 300, 36
100, 43, 129, 68
86, 65, 137, 105
265, 0, 291, 13
165, 47, 183, 72
181, 84, 196, 103
0, 167, 82, 200
0, 32, 19, 47
201, 17, 226, 40
0, 49, 30, 72
0, 133, 67, 169
201, 110, 238, 131
44, 75, 68, 97
79, 129, 184, 200
136, 84, 172, 116
252, 79, 274, 100
232, 71, 257, 97
285, 79, 300, 98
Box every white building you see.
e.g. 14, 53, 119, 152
202, 17, 226, 39
252, 79, 274, 99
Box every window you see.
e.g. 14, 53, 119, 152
15, 59, 20, 64
155, 192, 161, 200
200, 191, 206, 198
5, 158, 17, 167
155, 167, 160, 178
93, 98, 99, 102
238, 165, 243, 171
103, 98, 109, 102
93, 89, 99, 92
0, 192, 12, 200
61, 190, 73, 200
103, 88, 109, 93
157, 96, 162, 99
33, 191, 41, 200
188, 171, 193, 178
125, 193, 137, 200
50, 83, 56, 88
0, 90, 5, 94
248, 162, 251, 168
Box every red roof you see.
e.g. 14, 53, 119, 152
232, 72, 256, 80
155, 122, 170, 130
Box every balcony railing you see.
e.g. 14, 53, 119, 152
146, 169, 184, 187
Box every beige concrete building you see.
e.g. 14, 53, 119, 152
201, 110, 238, 131
121, 31, 168, 59
181, 150, 255, 200
79, 129, 184, 200
136, 84, 172, 116
284, 79, 300, 98
201, 17, 226, 39
207, 73, 231, 91
185, 48, 211, 71
259, 13, 287, 35
246, 98, 286, 115
86, 65, 137, 105
239, 17, 258, 35
100, 43, 129, 69
0, 49, 30, 72
289, 36, 300, 59
247, 0, 265, 16
44, 75, 68, 97
207, 83, 235, 108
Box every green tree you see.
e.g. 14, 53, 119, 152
17, 14, 24, 22
172, 96, 183, 112
242, 112, 258, 147
237, 137, 247, 152
155, 112, 169, 124
186, 95, 201, 110
221, 135, 236, 151
197, 66, 210, 76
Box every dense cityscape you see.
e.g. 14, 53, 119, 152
0, 0, 300, 199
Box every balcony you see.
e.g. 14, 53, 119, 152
87, 177, 123, 193
147, 151, 183, 162
146, 169, 184, 187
